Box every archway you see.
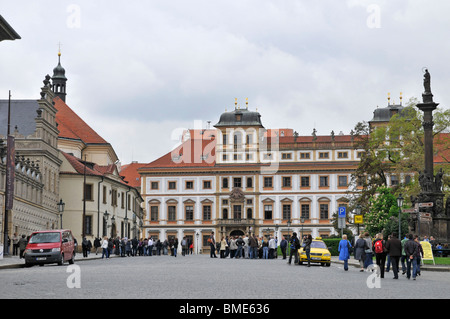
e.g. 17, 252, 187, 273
230, 229, 245, 237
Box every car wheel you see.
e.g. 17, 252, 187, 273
68, 252, 75, 264
58, 253, 64, 266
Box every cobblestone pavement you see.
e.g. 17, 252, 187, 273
0, 254, 449, 300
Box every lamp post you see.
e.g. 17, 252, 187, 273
355, 204, 361, 236
124, 216, 129, 238
397, 194, 404, 238
287, 219, 291, 255
103, 210, 109, 238
57, 199, 65, 229
110, 215, 115, 238
300, 216, 305, 240
196, 232, 199, 255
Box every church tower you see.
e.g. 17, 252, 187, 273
52, 50, 67, 102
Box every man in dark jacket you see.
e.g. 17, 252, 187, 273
385, 232, 402, 279
288, 232, 300, 265
404, 234, 419, 280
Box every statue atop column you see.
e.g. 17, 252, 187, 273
422, 69, 434, 103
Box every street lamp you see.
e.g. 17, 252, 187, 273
196, 232, 199, 255
287, 219, 291, 255
397, 194, 404, 238
124, 216, 129, 238
57, 199, 65, 229
300, 216, 305, 240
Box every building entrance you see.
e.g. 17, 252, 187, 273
229, 229, 245, 237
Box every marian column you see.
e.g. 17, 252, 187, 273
414, 69, 448, 242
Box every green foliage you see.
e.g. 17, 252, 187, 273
323, 238, 341, 256
364, 187, 398, 236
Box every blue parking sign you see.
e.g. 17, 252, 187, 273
338, 207, 346, 218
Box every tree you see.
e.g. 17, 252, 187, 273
364, 187, 408, 237
348, 98, 450, 218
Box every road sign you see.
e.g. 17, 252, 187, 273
403, 208, 417, 213
419, 212, 432, 221
354, 215, 363, 224
338, 217, 346, 229
338, 207, 346, 218
419, 202, 434, 208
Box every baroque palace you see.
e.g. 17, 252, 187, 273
138, 101, 379, 254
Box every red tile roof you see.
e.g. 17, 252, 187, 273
54, 96, 108, 145
61, 151, 129, 186
120, 162, 146, 188
140, 137, 216, 170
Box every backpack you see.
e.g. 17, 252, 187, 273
374, 240, 384, 254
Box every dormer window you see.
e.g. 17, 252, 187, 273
235, 114, 242, 121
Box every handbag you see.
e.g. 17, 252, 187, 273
347, 241, 353, 254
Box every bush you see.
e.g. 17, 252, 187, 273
323, 238, 341, 256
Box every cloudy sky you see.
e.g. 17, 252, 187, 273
1, 0, 450, 165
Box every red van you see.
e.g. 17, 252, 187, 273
24, 229, 75, 267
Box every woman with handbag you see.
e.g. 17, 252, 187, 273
338, 234, 352, 271
354, 233, 369, 272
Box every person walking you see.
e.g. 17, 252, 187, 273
236, 236, 244, 258
262, 237, 269, 259
229, 236, 237, 258
181, 237, 187, 256
373, 233, 387, 278
268, 236, 276, 259
248, 234, 258, 259
243, 234, 249, 259
303, 234, 312, 267
385, 232, 402, 279
94, 237, 101, 255
18, 235, 28, 259
101, 236, 109, 259
338, 234, 352, 271
173, 237, 178, 257
12, 233, 19, 256
414, 235, 423, 276
363, 232, 373, 269
82, 237, 89, 258
220, 237, 227, 258
401, 235, 408, 275
404, 234, 418, 280
354, 233, 368, 272
288, 232, 300, 265
280, 236, 287, 259
209, 232, 217, 258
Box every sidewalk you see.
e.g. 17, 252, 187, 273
0, 252, 114, 269
331, 256, 450, 272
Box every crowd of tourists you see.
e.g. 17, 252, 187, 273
208, 233, 282, 259
94, 236, 194, 259
337, 231, 432, 280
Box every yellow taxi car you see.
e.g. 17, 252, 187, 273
298, 237, 331, 267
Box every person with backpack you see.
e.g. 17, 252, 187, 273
373, 233, 387, 278
287, 232, 300, 265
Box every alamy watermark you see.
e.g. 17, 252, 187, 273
366, 4, 381, 29
66, 264, 81, 288
366, 264, 381, 288
170, 120, 280, 174
66, 4, 81, 29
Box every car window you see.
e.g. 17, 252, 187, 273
311, 241, 327, 249
29, 232, 61, 244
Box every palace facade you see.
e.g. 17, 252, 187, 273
138, 105, 365, 253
